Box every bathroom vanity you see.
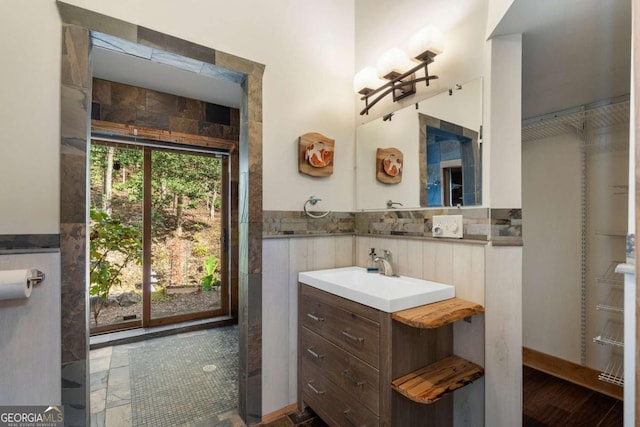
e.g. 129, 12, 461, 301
298, 267, 484, 427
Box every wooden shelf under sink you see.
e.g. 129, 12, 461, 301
392, 297, 484, 329
391, 355, 484, 404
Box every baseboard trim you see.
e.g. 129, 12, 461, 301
261, 403, 298, 424
523, 347, 623, 401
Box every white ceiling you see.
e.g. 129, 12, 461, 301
493, 0, 631, 119
92, 46, 243, 109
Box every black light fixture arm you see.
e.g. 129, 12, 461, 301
359, 58, 438, 116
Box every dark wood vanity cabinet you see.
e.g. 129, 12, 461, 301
299, 284, 384, 426
298, 284, 483, 427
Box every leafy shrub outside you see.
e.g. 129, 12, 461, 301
200, 255, 219, 291
89, 207, 142, 324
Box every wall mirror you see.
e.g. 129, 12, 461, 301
355, 77, 482, 210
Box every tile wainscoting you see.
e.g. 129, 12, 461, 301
263, 211, 355, 236
0, 234, 60, 251
264, 208, 522, 245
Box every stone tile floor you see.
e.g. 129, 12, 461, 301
90, 326, 243, 427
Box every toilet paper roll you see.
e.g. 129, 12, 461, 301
0, 269, 34, 300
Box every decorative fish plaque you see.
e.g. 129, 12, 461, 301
377, 148, 403, 184
299, 132, 334, 177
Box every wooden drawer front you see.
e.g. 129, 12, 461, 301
301, 358, 379, 427
302, 294, 380, 367
301, 328, 380, 414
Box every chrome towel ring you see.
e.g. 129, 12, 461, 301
304, 196, 331, 219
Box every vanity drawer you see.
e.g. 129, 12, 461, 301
301, 327, 380, 414
301, 358, 379, 427
302, 293, 380, 368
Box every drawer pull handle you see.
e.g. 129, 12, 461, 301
342, 409, 364, 427
307, 312, 325, 322
342, 330, 365, 343
342, 370, 365, 387
307, 381, 325, 395
307, 347, 324, 359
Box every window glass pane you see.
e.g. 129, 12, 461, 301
89, 143, 143, 329
150, 150, 224, 320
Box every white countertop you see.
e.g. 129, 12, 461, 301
298, 266, 455, 313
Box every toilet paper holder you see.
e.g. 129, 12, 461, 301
28, 270, 45, 287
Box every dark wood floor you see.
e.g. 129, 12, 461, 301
524, 366, 623, 426
261, 367, 622, 427
257, 407, 327, 427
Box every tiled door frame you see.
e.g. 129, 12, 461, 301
58, 3, 264, 425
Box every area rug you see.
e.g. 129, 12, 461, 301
129, 326, 238, 426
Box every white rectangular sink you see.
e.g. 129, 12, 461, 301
298, 266, 454, 313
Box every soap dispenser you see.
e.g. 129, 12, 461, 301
367, 248, 379, 273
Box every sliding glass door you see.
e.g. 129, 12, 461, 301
89, 143, 144, 331
90, 140, 229, 334
147, 149, 228, 325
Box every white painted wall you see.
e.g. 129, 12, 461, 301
624, 9, 636, 424
585, 148, 628, 371
0, 0, 356, 227
492, 0, 631, 120
484, 34, 522, 426
629, 18, 636, 238
485, 34, 522, 209
523, 130, 629, 372
354, 0, 488, 123
522, 134, 583, 363
623, 268, 635, 427
486, 0, 515, 38
0, 1, 61, 234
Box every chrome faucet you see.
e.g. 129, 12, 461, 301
374, 249, 395, 276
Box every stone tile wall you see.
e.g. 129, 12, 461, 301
0, 234, 60, 250
263, 211, 355, 236
490, 208, 523, 245
264, 208, 523, 245
92, 78, 240, 140
60, 23, 91, 427
355, 208, 492, 241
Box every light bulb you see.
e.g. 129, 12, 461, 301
408, 26, 444, 60
353, 66, 385, 94
376, 48, 414, 79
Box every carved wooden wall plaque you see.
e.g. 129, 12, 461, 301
299, 132, 334, 177
376, 147, 403, 184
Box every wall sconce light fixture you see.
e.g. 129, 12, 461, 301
354, 25, 444, 115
